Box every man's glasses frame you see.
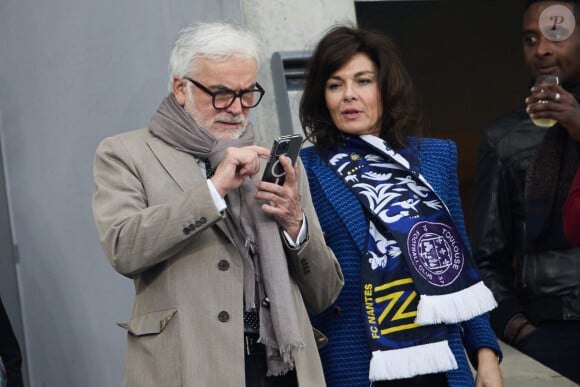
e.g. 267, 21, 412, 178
183, 77, 265, 109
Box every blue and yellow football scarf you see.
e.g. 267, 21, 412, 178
327, 135, 497, 381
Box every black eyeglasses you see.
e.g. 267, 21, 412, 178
183, 77, 265, 109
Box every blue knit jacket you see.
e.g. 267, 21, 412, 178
301, 138, 501, 387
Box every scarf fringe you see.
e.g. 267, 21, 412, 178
369, 340, 457, 381
416, 281, 497, 325
258, 337, 304, 357
265, 361, 295, 377
260, 338, 304, 376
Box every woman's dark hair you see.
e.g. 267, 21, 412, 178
299, 25, 422, 152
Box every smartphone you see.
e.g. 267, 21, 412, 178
261, 134, 303, 185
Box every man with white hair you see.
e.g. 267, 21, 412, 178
92, 22, 343, 387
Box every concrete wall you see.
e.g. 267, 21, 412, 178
0, 0, 354, 385
242, 0, 356, 145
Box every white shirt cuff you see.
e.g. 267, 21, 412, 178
283, 213, 307, 248
206, 179, 227, 213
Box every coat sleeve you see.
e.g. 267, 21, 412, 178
91, 134, 224, 278
283, 157, 344, 315
461, 313, 503, 367
439, 140, 471, 252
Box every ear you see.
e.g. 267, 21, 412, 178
172, 77, 187, 106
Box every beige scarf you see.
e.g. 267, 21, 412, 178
149, 94, 303, 375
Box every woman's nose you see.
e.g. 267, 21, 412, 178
343, 83, 357, 101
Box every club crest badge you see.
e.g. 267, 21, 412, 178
407, 221, 463, 287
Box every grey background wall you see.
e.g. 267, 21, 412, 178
0, 0, 354, 386
0, 2, 247, 386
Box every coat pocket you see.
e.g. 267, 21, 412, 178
118, 307, 177, 336
118, 307, 182, 387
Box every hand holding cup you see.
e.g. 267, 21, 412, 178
528, 75, 560, 127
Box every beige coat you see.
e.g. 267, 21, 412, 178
92, 128, 344, 387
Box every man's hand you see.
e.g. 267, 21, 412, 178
526, 83, 580, 141
255, 155, 303, 240
211, 145, 270, 197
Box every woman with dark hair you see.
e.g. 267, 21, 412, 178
300, 25, 503, 387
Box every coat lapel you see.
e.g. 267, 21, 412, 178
146, 136, 196, 191
308, 149, 367, 255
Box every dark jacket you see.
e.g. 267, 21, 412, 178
0, 297, 23, 387
471, 105, 580, 338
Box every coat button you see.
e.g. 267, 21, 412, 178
218, 260, 230, 271
200, 217, 207, 223
218, 311, 230, 322
183, 227, 191, 235
332, 306, 341, 315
